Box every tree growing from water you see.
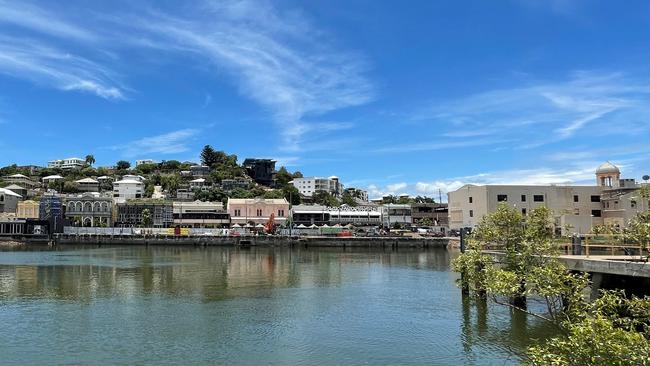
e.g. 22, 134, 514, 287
453, 203, 650, 365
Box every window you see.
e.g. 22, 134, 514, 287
573, 195, 579, 203
521, 208, 526, 215
256, 209, 262, 217
497, 194, 508, 202
631, 201, 637, 209
590, 195, 600, 202
521, 195, 526, 202
591, 210, 602, 217
234, 209, 241, 217
469, 210, 474, 218
278, 209, 284, 217
468, 197, 473, 204
533, 195, 544, 202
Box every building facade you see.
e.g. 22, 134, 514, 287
172, 201, 230, 228
112, 179, 144, 203
227, 198, 289, 225
16, 200, 39, 219
48, 158, 85, 170
381, 204, 412, 227
448, 185, 604, 234
411, 203, 449, 228
39, 193, 64, 233
65, 193, 113, 227
75, 178, 100, 192
3, 174, 38, 189
115, 201, 173, 228
292, 176, 344, 197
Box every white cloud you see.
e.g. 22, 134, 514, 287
413, 71, 650, 149
109, 129, 200, 158
106, 0, 373, 151
0, 36, 125, 99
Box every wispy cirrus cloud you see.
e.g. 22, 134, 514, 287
108, 129, 200, 158
413, 71, 650, 149
103, 0, 373, 151
0, 36, 125, 99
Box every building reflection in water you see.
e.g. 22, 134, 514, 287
0, 246, 451, 302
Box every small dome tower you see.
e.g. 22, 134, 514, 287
596, 161, 620, 188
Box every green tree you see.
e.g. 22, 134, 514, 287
200, 145, 217, 167
282, 185, 301, 205
161, 174, 181, 193
313, 190, 340, 207
134, 163, 157, 175
341, 191, 358, 207
141, 208, 153, 228
160, 160, 181, 171
116, 160, 131, 170
275, 167, 293, 188
85, 154, 95, 167
263, 189, 285, 199
453, 204, 650, 365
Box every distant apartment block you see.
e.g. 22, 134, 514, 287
48, 158, 85, 170
135, 159, 156, 166
292, 176, 344, 197
112, 178, 144, 203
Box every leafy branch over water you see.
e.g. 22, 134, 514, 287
452, 203, 650, 365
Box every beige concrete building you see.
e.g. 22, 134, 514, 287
448, 184, 603, 234
448, 161, 649, 235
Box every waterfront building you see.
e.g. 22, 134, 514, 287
411, 203, 449, 232
291, 176, 344, 197
172, 201, 230, 228
243, 159, 276, 187
0, 187, 22, 213
115, 200, 173, 228
292, 204, 381, 226
112, 178, 144, 203
48, 158, 85, 170
75, 178, 100, 192
227, 198, 289, 225
3, 174, 38, 189
447, 161, 648, 235
65, 193, 113, 227
16, 200, 39, 219
448, 184, 603, 234
135, 159, 156, 166
381, 204, 413, 227
39, 193, 64, 233
221, 177, 252, 191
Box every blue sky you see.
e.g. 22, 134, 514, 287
1, 0, 650, 199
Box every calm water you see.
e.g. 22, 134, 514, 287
0, 246, 554, 365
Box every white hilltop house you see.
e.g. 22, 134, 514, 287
112, 178, 144, 203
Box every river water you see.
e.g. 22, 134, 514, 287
0, 246, 555, 365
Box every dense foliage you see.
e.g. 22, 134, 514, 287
453, 203, 650, 365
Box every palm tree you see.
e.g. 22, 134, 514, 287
85, 154, 96, 167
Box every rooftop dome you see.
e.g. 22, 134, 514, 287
596, 161, 620, 175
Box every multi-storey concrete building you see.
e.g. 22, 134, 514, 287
112, 179, 144, 203
448, 161, 648, 235
48, 158, 85, 170
292, 176, 344, 197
